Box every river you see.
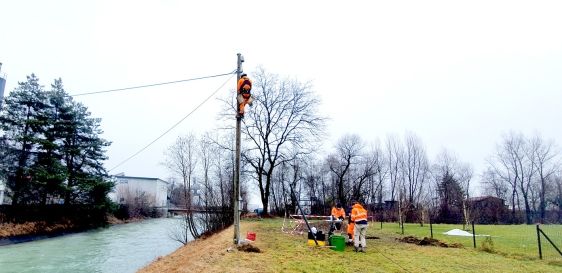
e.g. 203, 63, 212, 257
0, 218, 187, 273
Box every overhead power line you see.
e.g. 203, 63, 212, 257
71, 70, 236, 97
109, 73, 236, 172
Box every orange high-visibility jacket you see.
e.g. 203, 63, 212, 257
331, 207, 345, 219
237, 76, 252, 94
351, 203, 368, 223
347, 221, 355, 236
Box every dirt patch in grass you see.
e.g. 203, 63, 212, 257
237, 243, 261, 253
397, 235, 463, 248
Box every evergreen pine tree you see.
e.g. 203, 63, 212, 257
437, 172, 464, 223
56, 89, 112, 205
0, 75, 113, 206
0, 74, 49, 204
30, 78, 67, 204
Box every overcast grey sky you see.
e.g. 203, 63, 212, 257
1, 0, 561, 196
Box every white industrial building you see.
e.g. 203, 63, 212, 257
109, 175, 169, 209
0, 63, 6, 110
0, 64, 7, 204
0, 179, 6, 205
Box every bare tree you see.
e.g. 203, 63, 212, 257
328, 134, 364, 205
241, 68, 326, 215
400, 132, 430, 222
206, 131, 236, 212
385, 134, 403, 203
350, 145, 380, 204
458, 163, 473, 227
487, 132, 524, 223
199, 133, 213, 229
367, 141, 387, 206
481, 167, 509, 201
269, 162, 289, 214
208, 132, 236, 229
300, 156, 324, 215
164, 134, 200, 240
528, 134, 559, 222
519, 136, 538, 224
487, 132, 541, 224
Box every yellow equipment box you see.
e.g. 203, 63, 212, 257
307, 239, 326, 246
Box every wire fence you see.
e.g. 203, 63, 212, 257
374, 221, 562, 262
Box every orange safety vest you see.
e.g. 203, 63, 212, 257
331, 207, 345, 219
351, 204, 368, 223
237, 76, 252, 94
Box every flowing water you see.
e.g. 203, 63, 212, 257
0, 218, 186, 273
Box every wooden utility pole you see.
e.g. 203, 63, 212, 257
233, 53, 243, 245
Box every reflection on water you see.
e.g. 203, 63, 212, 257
0, 218, 186, 273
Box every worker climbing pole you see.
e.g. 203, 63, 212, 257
234, 53, 254, 245
236, 70, 253, 118
233, 53, 244, 245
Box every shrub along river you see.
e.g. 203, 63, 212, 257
0, 218, 187, 273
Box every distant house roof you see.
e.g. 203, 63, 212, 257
114, 175, 169, 184
467, 196, 504, 202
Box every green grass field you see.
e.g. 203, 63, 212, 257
249, 218, 562, 272
375, 221, 562, 261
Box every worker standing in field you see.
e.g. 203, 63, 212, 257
351, 200, 368, 252
331, 202, 346, 233
237, 73, 253, 118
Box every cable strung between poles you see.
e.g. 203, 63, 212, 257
109, 73, 236, 172
71, 70, 236, 97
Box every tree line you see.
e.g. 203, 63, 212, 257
251, 128, 561, 225
183, 68, 561, 225
0, 74, 112, 208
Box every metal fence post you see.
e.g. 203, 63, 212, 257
538, 226, 562, 257
537, 224, 543, 259
472, 221, 476, 249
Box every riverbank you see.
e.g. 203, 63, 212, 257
0, 204, 110, 244
0, 220, 77, 246
140, 218, 562, 273
0, 215, 145, 246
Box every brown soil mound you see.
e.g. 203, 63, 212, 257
237, 243, 261, 253
397, 236, 463, 248
242, 212, 261, 219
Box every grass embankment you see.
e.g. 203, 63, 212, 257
0, 215, 140, 240
0, 204, 110, 240
0, 220, 77, 238
140, 219, 562, 273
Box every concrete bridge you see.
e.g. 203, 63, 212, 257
167, 207, 229, 216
